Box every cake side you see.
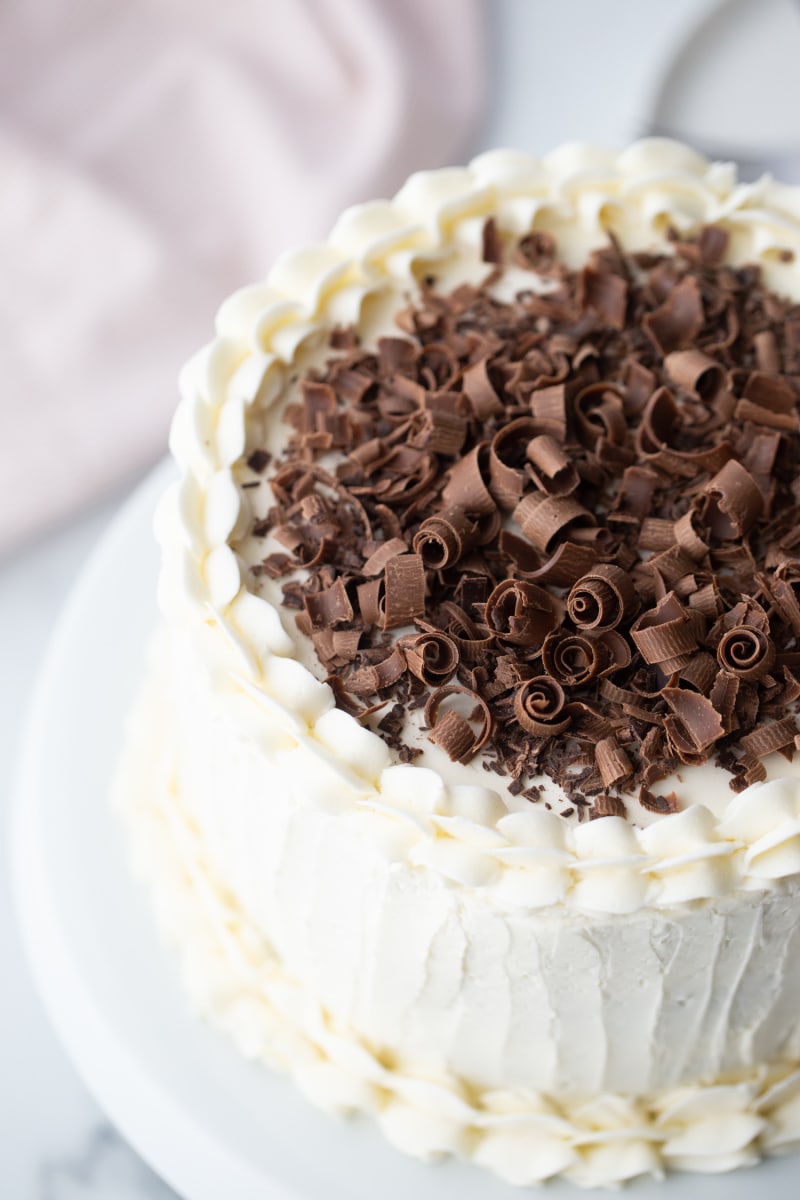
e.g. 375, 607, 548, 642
116, 628, 800, 1187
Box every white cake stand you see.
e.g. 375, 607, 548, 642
10, 462, 800, 1199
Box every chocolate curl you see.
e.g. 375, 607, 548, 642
407, 408, 468, 456
403, 632, 459, 686
367, 445, 439, 505
425, 685, 493, 762
643, 276, 704, 354
346, 647, 408, 696
490, 418, 546, 509
461, 358, 504, 420
485, 579, 561, 648
573, 383, 628, 449
709, 670, 740, 733
529, 384, 568, 440
481, 216, 504, 265
438, 601, 496, 662
612, 466, 660, 521
325, 675, 387, 722
630, 592, 703, 673
502, 531, 599, 588
597, 629, 633, 674
754, 331, 781, 374
595, 737, 633, 788
356, 578, 383, 626
412, 509, 479, 569
662, 688, 725, 753
331, 629, 363, 662
744, 371, 797, 413
362, 537, 409, 577
441, 443, 496, 514
770, 575, 800, 634
730, 753, 768, 792
418, 342, 460, 390
377, 335, 418, 377
578, 262, 628, 329
734, 399, 800, 433
663, 349, 725, 399
688, 579, 725, 618
637, 518, 675, 553
303, 578, 354, 628
567, 564, 639, 632
381, 554, 426, 630
623, 361, 657, 416
716, 626, 776, 681
525, 435, 579, 496
678, 652, 718, 695
741, 717, 798, 760
698, 459, 764, 539
541, 630, 606, 686
591, 793, 628, 819
513, 676, 571, 737
636, 387, 732, 477
513, 493, 596, 554
646, 545, 698, 594
674, 509, 709, 561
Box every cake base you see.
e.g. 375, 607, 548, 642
14, 463, 800, 1196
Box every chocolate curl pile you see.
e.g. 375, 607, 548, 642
251, 222, 800, 814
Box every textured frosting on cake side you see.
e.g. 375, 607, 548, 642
117, 629, 800, 1187
119, 140, 800, 1187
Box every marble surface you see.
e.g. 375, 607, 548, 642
4, 0, 783, 1194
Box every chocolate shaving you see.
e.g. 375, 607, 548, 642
595, 737, 633, 788
639, 785, 681, 815
382, 554, 425, 630
740, 717, 798, 760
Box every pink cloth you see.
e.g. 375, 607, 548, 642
0, 0, 485, 554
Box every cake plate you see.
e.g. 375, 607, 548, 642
11, 461, 800, 1199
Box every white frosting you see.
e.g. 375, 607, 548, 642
116, 637, 800, 1188
127, 141, 800, 1187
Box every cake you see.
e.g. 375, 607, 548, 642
116, 139, 800, 1187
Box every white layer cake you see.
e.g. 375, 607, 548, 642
116, 140, 800, 1188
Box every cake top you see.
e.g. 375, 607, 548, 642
159, 141, 800, 911
246, 221, 800, 820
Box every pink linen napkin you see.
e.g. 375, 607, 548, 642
0, 0, 485, 554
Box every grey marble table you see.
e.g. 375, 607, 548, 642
2, 2, 747, 1193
